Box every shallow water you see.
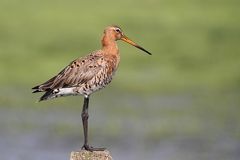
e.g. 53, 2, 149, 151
0, 92, 239, 160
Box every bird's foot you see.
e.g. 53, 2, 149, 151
81, 144, 106, 152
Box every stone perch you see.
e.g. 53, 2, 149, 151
70, 150, 112, 160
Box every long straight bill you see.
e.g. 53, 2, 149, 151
121, 35, 152, 55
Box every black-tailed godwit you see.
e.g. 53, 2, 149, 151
32, 25, 151, 151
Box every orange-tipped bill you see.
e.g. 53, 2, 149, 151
121, 35, 152, 55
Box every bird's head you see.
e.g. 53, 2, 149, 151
103, 25, 152, 55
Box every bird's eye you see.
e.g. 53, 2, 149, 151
115, 28, 121, 33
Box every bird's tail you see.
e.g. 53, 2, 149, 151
38, 90, 55, 102
32, 86, 55, 101
36, 88, 76, 102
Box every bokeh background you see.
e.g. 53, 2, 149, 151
0, 0, 240, 160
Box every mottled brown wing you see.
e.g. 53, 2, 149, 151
32, 53, 104, 92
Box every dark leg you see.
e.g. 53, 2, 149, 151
81, 96, 89, 149
81, 96, 105, 151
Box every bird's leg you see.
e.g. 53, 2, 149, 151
81, 96, 89, 149
81, 96, 105, 151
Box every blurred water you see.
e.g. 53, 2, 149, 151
0, 92, 239, 160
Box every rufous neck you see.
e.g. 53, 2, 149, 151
101, 34, 119, 55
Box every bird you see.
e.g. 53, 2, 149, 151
32, 25, 151, 151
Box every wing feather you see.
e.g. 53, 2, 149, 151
32, 52, 104, 92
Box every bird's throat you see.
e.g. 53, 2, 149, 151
101, 35, 119, 56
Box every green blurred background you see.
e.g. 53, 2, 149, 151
0, 0, 239, 160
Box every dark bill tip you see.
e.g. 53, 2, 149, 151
121, 35, 152, 55
135, 45, 152, 55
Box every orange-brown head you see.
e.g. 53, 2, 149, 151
103, 25, 152, 55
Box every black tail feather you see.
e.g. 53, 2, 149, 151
39, 90, 53, 102
32, 85, 39, 90
32, 85, 41, 93
32, 90, 41, 93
